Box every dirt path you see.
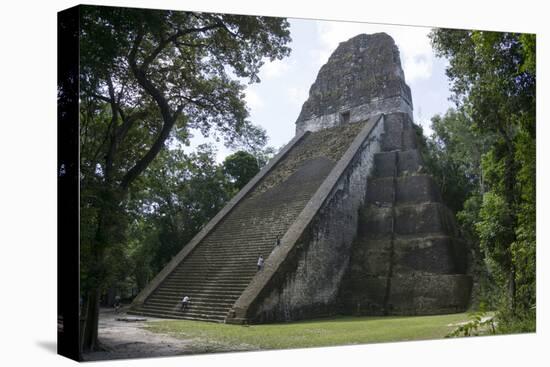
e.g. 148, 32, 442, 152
83, 308, 256, 361
82, 308, 198, 361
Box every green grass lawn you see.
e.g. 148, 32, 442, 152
143, 313, 472, 351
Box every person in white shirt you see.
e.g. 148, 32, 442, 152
257, 255, 264, 271
181, 295, 190, 311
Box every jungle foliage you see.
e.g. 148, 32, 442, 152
78, 5, 290, 351
426, 29, 536, 333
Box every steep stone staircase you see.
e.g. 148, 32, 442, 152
345, 113, 471, 315
129, 122, 366, 322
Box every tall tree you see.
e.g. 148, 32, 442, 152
223, 150, 260, 192
422, 109, 493, 213
430, 29, 535, 328
79, 5, 291, 351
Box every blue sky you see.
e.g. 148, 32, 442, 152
189, 17, 454, 162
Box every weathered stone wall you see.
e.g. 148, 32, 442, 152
341, 112, 472, 316
131, 122, 368, 321
297, 96, 413, 136
296, 33, 413, 135
242, 118, 385, 323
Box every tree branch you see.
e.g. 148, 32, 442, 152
120, 19, 229, 191
140, 23, 225, 71
116, 107, 149, 145
104, 76, 120, 182
119, 114, 178, 191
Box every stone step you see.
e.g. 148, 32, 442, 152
138, 300, 225, 312
204, 229, 290, 238
172, 263, 259, 270
202, 233, 291, 243
166, 270, 258, 279
366, 174, 441, 205
178, 263, 259, 271
198, 244, 276, 250
135, 307, 229, 322
129, 309, 226, 323
157, 284, 245, 295
219, 207, 303, 217
180, 257, 268, 265
164, 274, 254, 282
162, 280, 250, 288
166, 270, 253, 277
160, 277, 251, 284
149, 294, 237, 306
359, 202, 458, 238
150, 294, 239, 305
380, 113, 417, 152
151, 294, 237, 305
129, 309, 226, 322
220, 207, 307, 218
347, 274, 472, 316
165, 272, 254, 280
190, 244, 276, 253
137, 301, 232, 314
179, 255, 269, 263
171, 265, 254, 271
194, 246, 281, 253
145, 299, 234, 312
157, 283, 247, 293
372, 149, 426, 178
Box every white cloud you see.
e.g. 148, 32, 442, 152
403, 53, 432, 82
259, 58, 292, 80
315, 21, 434, 83
244, 88, 264, 110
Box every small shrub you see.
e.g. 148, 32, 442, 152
446, 310, 496, 337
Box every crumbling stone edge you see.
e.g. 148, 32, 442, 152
227, 114, 385, 324
131, 131, 309, 307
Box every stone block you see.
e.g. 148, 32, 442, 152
361, 249, 391, 276
394, 202, 457, 236
350, 238, 392, 276
401, 128, 418, 150
387, 274, 472, 315
359, 206, 393, 236
397, 149, 424, 175
347, 276, 388, 314
381, 114, 406, 151
366, 177, 395, 204
346, 274, 472, 315
451, 238, 469, 274
395, 175, 442, 204
393, 235, 458, 275
360, 237, 393, 252
373, 151, 396, 177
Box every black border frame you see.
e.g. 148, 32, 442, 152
57, 5, 81, 361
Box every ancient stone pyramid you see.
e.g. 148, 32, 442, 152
129, 33, 472, 323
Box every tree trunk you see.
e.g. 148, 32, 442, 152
499, 126, 518, 313
80, 192, 115, 351
509, 264, 517, 314
81, 288, 100, 351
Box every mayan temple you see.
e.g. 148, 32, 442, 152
129, 33, 472, 323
